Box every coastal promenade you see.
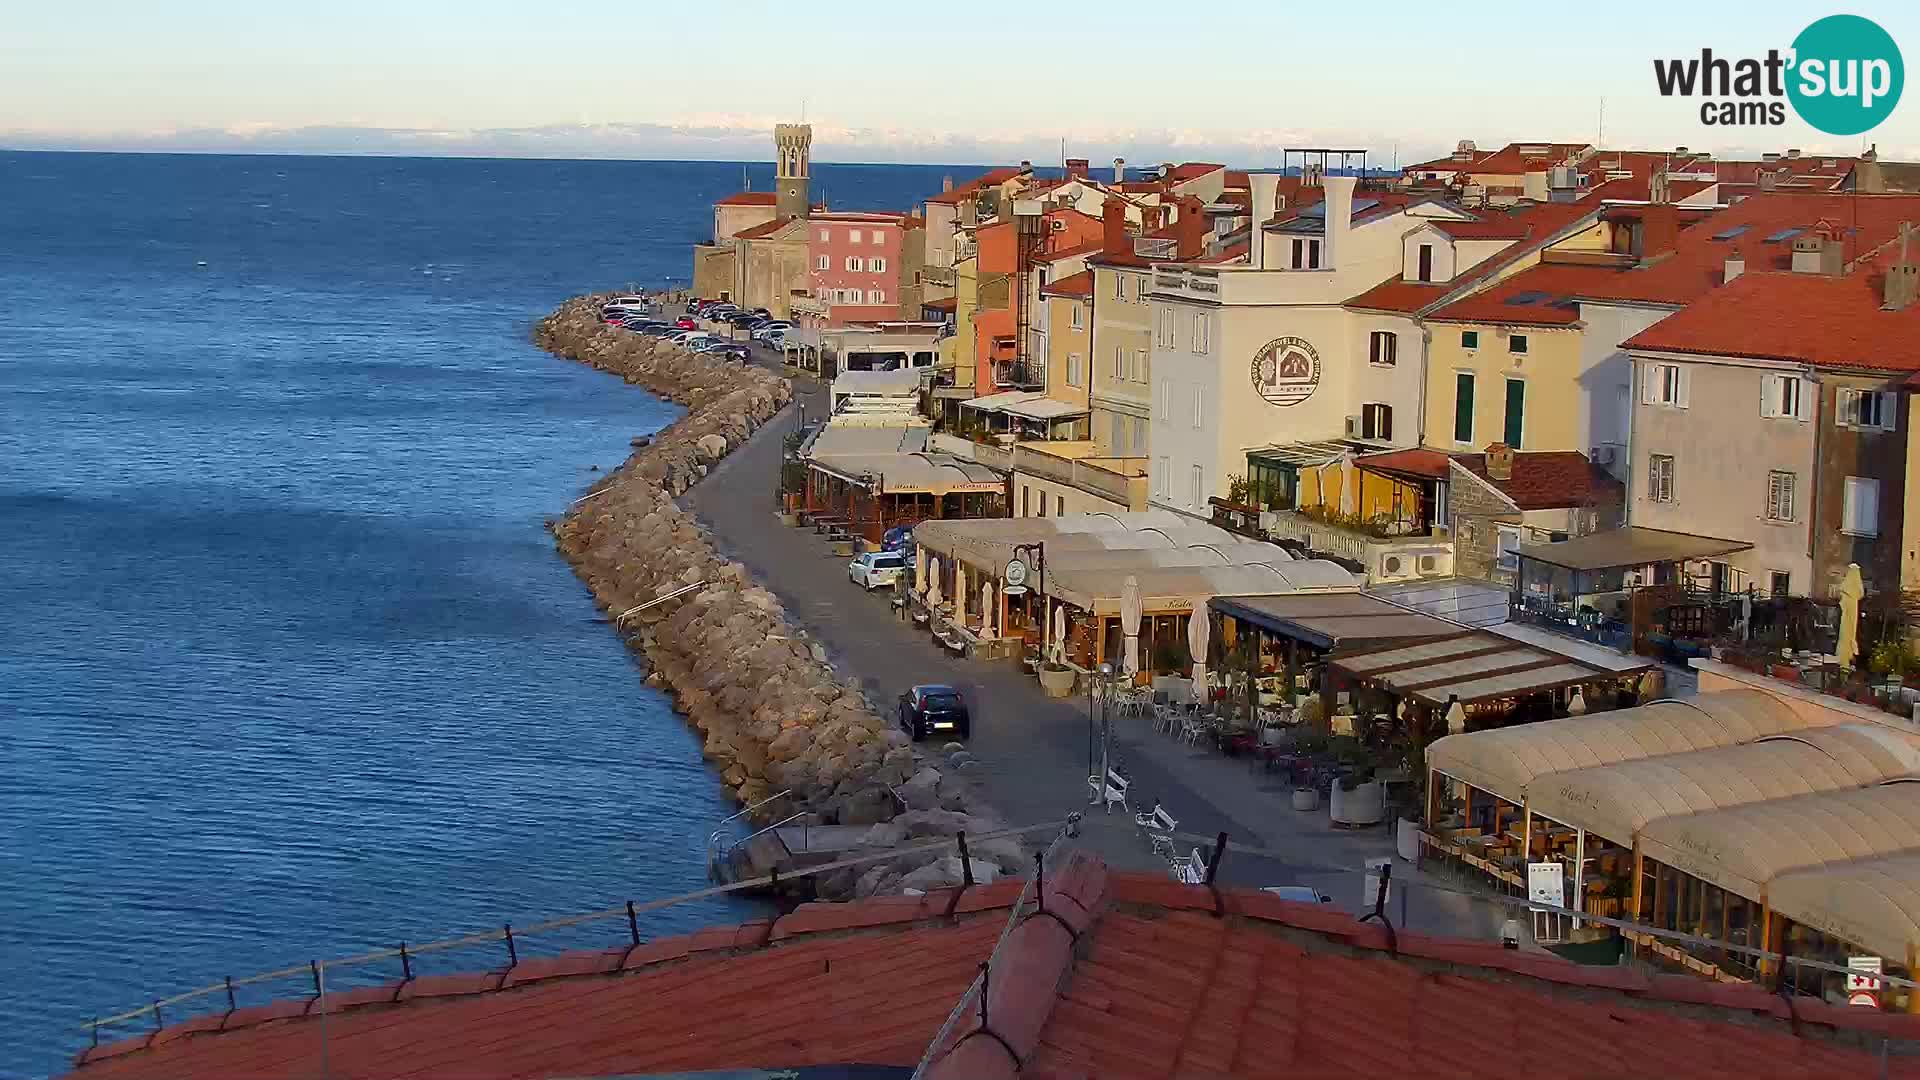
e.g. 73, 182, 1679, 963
690, 346, 1509, 938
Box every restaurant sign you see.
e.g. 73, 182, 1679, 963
1527, 861, 1566, 910
1847, 955, 1883, 1008
1250, 336, 1321, 407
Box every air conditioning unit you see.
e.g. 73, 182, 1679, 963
1590, 445, 1617, 466
1381, 555, 1405, 578
1049, 219, 1067, 233
1344, 415, 1362, 437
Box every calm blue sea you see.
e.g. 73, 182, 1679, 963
0, 151, 962, 1078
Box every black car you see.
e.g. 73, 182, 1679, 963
897, 684, 970, 741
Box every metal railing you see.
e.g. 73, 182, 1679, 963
703, 788, 793, 871
80, 818, 1075, 1052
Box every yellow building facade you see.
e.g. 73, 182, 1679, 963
1423, 322, 1585, 453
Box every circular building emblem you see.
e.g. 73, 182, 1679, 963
1250, 336, 1321, 407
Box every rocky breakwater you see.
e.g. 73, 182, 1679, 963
533, 297, 1023, 898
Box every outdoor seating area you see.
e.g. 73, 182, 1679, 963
1422, 688, 1920, 1005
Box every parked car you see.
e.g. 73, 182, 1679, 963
713, 343, 751, 361
847, 550, 908, 589
674, 316, 697, 329
763, 330, 788, 350
752, 321, 790, 341
897, 684, 971, 741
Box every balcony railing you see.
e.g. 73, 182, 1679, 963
1014, 446, 1146, 506
992, 360, 1044, 390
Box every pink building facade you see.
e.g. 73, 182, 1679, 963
806, 213, 904, 327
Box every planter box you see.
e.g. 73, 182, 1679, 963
1330, 780, 1385, 827
831, 539, 856, 557
1038, 666, 1077, 698
1397, 818, 1422, 861
778, 512, 799, 527
1770, 664, 1801, 682
1291, 788, 1320, 812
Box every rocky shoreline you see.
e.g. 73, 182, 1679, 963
532, 296, 1020, 898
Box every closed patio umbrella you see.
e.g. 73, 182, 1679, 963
1120, 575, 1143, 679
1187, 610, 1210, 700
1051, 604, 1067, 664
926, 556, 942, 607
981, 579, 996, 638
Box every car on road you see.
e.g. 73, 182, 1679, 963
897, 684, 971, 741
674, 316, 698, 329
847, 550, 907, 589
751, 321, 791, 342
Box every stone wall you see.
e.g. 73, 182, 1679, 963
533, 296, 1014, 897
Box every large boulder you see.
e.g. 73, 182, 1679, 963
898, 856, 998, 893
894, 809, 989, 838
897, 767, 943, 811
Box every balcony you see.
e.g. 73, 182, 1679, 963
992, 360, 1044, 391
1013, 445, 1147, 509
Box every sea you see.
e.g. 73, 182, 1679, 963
0, 150, 963, 1079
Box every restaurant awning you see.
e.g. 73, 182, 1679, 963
1242, 440, 1352, 468
806, 452, 1005, 494
1526, 724, 1920, 848
1515, 526, 1752, 572
1046, 560, 1361, 615
1767, 851, 1920, 962
1211, 592, 1463, 650
911, 511, 1239, 574
1638, 780, 1920, 904
1002, 397, 1088, 421
1330, 628, 1649, 708
1425, 690, 1814, 805
960, 390, 1046, 414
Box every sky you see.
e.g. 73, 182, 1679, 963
3, 1, 1917, 165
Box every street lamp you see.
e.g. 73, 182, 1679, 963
1090, 661, 1113, 806
1011, 540, 1046, 657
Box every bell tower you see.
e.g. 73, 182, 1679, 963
775, 123, 812, 220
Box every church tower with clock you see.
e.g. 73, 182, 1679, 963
774, 123, 812, 220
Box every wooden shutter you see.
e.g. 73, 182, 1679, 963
1454, 373, 1475, 443
1504, 379, 1526, 447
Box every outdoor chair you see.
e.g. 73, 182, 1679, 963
1179, 714, 1211, 746
1134, 802, 1179, 858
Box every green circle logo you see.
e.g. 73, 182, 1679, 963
1788, 15, 1903, 135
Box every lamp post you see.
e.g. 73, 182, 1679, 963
1012, 540, 1046, 657
1090, 661, 1112, 805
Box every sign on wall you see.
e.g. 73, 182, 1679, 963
1250, 336, 1321, 407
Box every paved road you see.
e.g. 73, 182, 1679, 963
678, 335, 1512, 937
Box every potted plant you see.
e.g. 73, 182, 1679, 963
1037, 661, 1077, 698
1330, 763, 1385, 828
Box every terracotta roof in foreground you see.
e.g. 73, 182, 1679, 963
1455, 450, 1623, 510
67, 857, 1920, 1080
924, 166, 1025, 205
1623, 268, 1920, 371
1040, 269, 1093, 297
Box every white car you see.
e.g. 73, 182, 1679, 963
847, 551, 907, 590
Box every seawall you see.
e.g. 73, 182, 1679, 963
532, 297, 1015, 896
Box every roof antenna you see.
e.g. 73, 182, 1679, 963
1598, 96, 1606, 149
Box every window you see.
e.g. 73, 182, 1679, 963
1770, 570, 1792, 598
1461, 330, 1480, 349
870, 230, 884, 244
845, 256, 862, 272
1361, 402, 1393, 441
1504, 378, 1525, 448
1765, 470, 1796, 522
1642, 362, 1689, 408
1308, 239, 1322, 268
1157, 308, 1175, 349
1056, 495, 1065, 516
1108, 412, 1124, 451
1070, 305, 1083, 330
869, 256, 886, 273
1761, 373, 1808, 420
1038, 493, 1047, 517
868, 289, 886, 304
1509, 334, 1529, 354
1453, 372, 1475, 444
1838, 388, 1896, 431
1157, 379, 1171, 424
815, 255, 829, 270
1648, 453, 1676, 502
848, 230, 862, 243
1191, 314, 1209, 354
1417, 244, 1433, 282
1369, 331, 1398, 367
1021, 488, 1029, 516
1496, 524, 1522, 573
1067, 352, 1083, 387
1114, 274, 1125, 300
1153, 456, 1168, 497
1133, 348, 1147, 382
817, 229, 829, 242
1190, 465, 1205, 510
1843, 476, 1880, 536
1192, 385, 1205, 429
1291, 239, 1304, 269
1113, 344, 1125, 378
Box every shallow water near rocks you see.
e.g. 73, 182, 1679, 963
0, 151, 953, 1078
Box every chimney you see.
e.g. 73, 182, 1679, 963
1248, 173, 1282, 270
1161, 161, 1176, 181
1321, 175, 1357, 268
1762, 152, 1782, 164
1143, 204, 1166, 232
1101, 199, 1128, 255
1759, 170, 1778, 192
1640, 203, 1679, 260
1485, 443, 1514, 482
1019, 160, 1033, 173
1787, 148, 1802, 160
1452, 139, 1477, 163
1675, 145, 1690, 156
1883, 223, 1917, 311
1792, 231, 1843, 275
1523, 169, 1549, 202
1650, 171, 1671, 204
942, 175, 954, 193
1864, 144, 1880, 163
1066, 158, 1089, 181
1175, 195, 1206, 260
1724, 253, 1745, 283
1113, 157, 1126, 185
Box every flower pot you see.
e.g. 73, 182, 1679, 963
1397, 817, 1422, 862
1770, 664, 1800, 682
778, 512, 799, 527
831, 539, 856, 557
1038, 665, 1077, 698
1291, 787, 1320, 812
1329, 780, 1385, 827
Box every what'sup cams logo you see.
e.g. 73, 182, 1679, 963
1654, 14, 1903, 135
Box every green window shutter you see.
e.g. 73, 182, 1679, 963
1453, 373, 1475, 443
1504, 379, 1525, 448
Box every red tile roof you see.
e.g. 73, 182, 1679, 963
1623, 268, 1920, 371
1461, 141, 1594, 175
1345, 203, 1606, 316
732, 215, 796, 240
714, 191, 779, 206
1574, 192, 1920, 306
924, 166, 1025, 205
1454, 450, 1623, 510
1355, 447, 1454, 480
1040, 269, 1093, 297
68, 860, 1920, 1080
1032, 239, 1104, 264
923, 296, 957, 312
1587, 175, 1716, 203
1165, 162, 1226, 182
1427, 261, 1633, 326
